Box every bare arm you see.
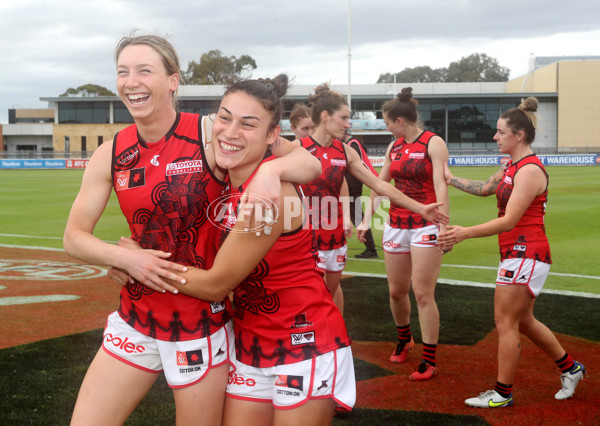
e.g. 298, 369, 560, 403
445, 163, 504, 197
438, 164, 546, 246
356, 142, 393, 241
340, 178, 353, 238
345, 144, 449, 225
238, 137, 320, 232
268, 136, 321, 184
165, 182, 303, 301
64, 142, 185, 291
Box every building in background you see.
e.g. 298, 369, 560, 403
2, 56, 599, 158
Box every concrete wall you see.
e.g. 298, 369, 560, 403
507, 60, 600, 151
557, 61, 600, 149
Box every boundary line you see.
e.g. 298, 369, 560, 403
343, 271, 600, 299
2, 239, 598, 299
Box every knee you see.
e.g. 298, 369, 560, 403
494, 313, 519, 337
389, 286, 408, 302
413, 290, 433, 307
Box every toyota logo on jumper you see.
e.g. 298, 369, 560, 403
207, 193, 278, 233
0, 259, 108, 281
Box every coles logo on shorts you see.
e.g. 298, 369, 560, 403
421, 234, 437, 242
166, 160, 203, 176
176, 350, 204, 366
229, 372, 256, 387
383, 241, 402, 249
499, 269, 515, 279
104, 333, 146, 354
291, 332, 315, 346
275, 375, 304, 391
336, 254, 346, 263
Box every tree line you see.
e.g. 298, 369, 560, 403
60, 51, 509, 96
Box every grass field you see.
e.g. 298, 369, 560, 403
1, 166, 598, 294
1, 167, 598, 425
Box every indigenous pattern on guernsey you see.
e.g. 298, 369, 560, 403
496, 154, 552, 263
219, 157, 351, 368
112, 112, 232, 342
388, 131, 438, 229
299, 137, 348, 250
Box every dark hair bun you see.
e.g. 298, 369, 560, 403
397, 87, 413, 102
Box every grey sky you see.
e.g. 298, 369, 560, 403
1, 0, 599, 123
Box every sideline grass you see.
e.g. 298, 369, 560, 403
0, 166, 598, 293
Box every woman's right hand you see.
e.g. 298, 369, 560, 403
115, 237, 188, 294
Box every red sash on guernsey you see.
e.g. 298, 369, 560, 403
220, 159, 351, 368
112, 112, 232, 341
388, 131, 438, 229
299, 137, 348, 250
496, 154, 551, 263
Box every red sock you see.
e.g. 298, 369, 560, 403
555, 353, 574, 373
494, 381, 513, 398
396, 324, 411, 342
422, 343, 437, 367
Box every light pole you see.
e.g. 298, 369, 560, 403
347, 0, 352, 114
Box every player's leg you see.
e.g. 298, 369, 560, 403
519, 293, 586, 399
407, 245, 442, 380
273, 398, 336, 426
464, 284, 528, 408
495, 284, 531, 385
172, 362, 229, 425
223, 397, 274, 426
70, 348, 159, 425
385, 250, 413, 362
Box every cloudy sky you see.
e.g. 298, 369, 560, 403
1, 0, 599, 124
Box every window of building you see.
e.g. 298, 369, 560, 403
81, 136, 87, 152
98, 135, 104, 147
113, 102, 134, 123
418, 102, 446, 140
447, 100, 497, 145
179, 100, 220, 115
58, 102, 109, 123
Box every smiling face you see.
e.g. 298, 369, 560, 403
116, 44, 178, 122
291, 117, 315, 139
212, 91, 279, 183
323, 105, 351, 140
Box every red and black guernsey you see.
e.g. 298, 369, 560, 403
112, 112, 232, 342
219, 158, 351, 368
496, 154, 552, 263
388, 131, 438, 229
299, 137, 348, 250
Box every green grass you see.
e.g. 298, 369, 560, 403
0, 166, 598, 293
345, 166, 600, 294
0, 170, 128, 247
